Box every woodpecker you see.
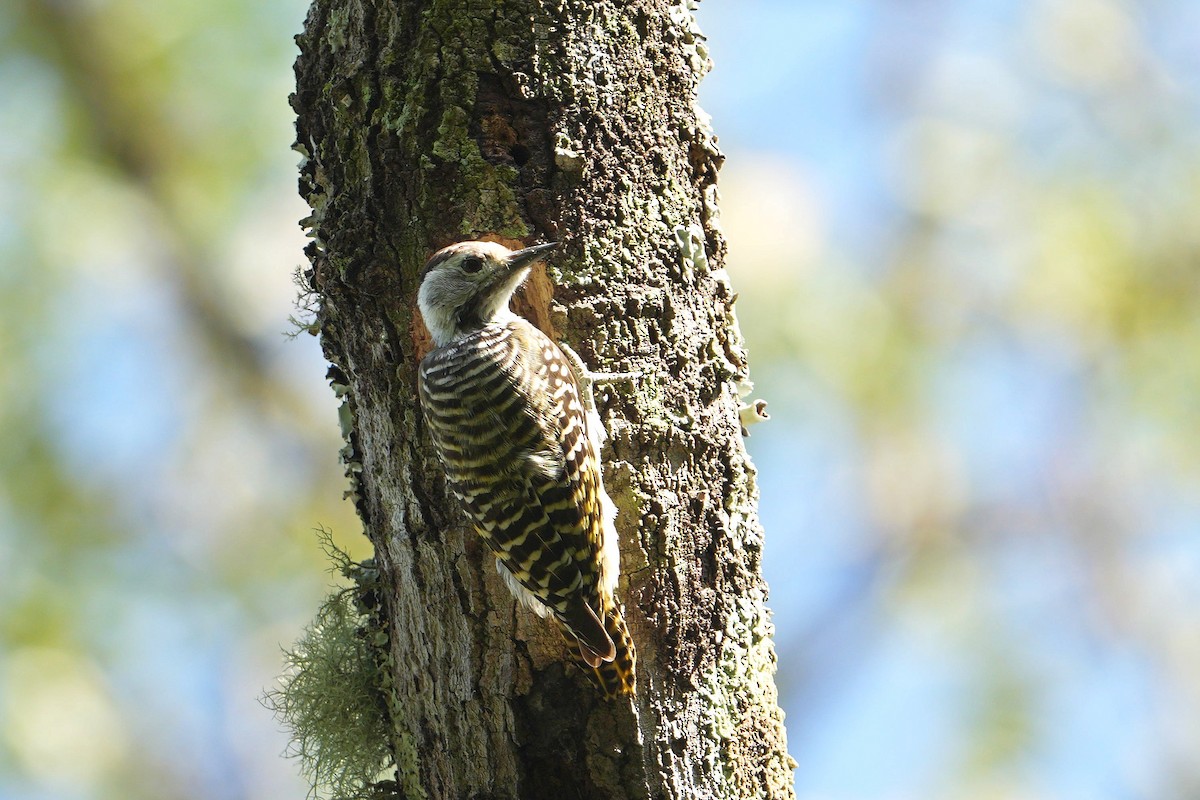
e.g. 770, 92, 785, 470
416, 240, 636, 697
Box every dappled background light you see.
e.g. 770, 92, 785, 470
1, 1, 1198, 798
1, 0, 355, 797
698, 1, 1200, 798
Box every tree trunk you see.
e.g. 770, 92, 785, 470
291, 1, 795, 798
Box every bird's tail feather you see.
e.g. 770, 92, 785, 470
566, 603, 636, 698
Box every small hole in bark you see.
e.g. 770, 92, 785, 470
511, 143, 531, 165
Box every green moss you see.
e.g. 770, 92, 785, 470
427, 104, 529, 238
391, 724, 426, 800
462, 169, 529, 238
327, 7, 349, 54
431, 106, 472, 162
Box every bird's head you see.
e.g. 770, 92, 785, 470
417, 240, 557, 347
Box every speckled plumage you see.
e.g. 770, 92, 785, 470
416, 241, 635, 697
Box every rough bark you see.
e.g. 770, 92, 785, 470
292, 1, 795, 798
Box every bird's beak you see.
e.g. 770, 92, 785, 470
505, 241, 558, 272
480, 242, 557, 306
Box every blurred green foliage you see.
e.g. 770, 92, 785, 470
710, 1, 1200, 796
1, 0, 358, 797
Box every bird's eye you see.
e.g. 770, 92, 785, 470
461, 256, 484, 274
